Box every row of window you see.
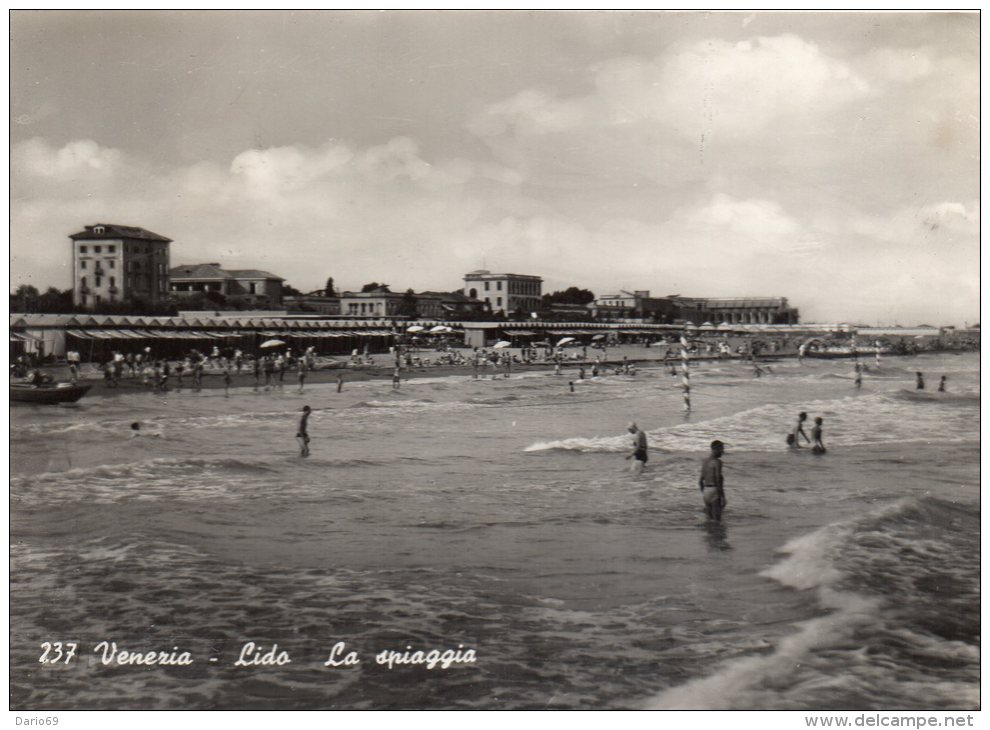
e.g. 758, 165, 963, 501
80, 259, 115, 270
80, 275, 116, 289
347, 302, 390, 315
78, 243, 165, 256
79, 259, 170, 276
473, 279, 541, 296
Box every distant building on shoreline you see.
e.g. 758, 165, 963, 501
169, 263, 285, 309
591, 290, 799, 325
338, 286, 483, 318
463, 270, 543, 316
69, 223, 172, 309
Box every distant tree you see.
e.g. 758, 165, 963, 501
397, 289, 418, 317
542, 287, 595, 307
361, 282, 389, 293
11, 284, 40, 312
282, 283, 303, 297
37, 287, 74, 313
324, 277, 336, 297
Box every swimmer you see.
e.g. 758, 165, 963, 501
297, 405, 311, 457
854, 363, 862, 389
699, 440, 726, 521
625, 422, 648, 475
938, 375, 947, 393
569, 381, 575, 393
129, 422, 161, 438
916, 372, 925, 390
812, 417, 827, 454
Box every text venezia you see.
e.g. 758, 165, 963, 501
41, 641, 477, 670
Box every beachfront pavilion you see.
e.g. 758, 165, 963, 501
10, 313, 890, 365
8, 314, 459, 363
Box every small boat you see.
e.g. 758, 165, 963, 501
10, 382, 92, 404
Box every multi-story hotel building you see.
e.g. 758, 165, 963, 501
69, 223, 172, 309
462, 270, 543, 315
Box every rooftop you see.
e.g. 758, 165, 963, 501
170, 263, 283, 281
70, 224, 172, 243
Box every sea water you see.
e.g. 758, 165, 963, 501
9, 353, 979, 709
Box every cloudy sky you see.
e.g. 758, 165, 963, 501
9, 11, 979, 324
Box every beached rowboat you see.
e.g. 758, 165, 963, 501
10, 382, 92, 404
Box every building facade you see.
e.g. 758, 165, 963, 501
675, 297, 800, 325
415, 291, 485, 318
283, 294, 342, 315
339, 287, 407, 317
591, 290, 679, 321
592, 290, 799, 325
169, 263, 285, 308
70, 224, 172, 309
463, 270, 543, 315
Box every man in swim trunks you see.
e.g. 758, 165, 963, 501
625, 422, 648, 474
699, 440, 726, 521
297, 405, 311, 457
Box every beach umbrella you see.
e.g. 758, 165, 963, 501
591, 334, 606, 340
260, 339, 286, 348
407, 325, 425, 333
556, 337, 576, 346
493, 341, 511, 349
429, 325, 451, 333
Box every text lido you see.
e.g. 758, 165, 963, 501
39, 641, 478, 671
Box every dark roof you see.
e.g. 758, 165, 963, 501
225, 269, 285, 281
419, 290, 482, 303
170, 264, 284, 281
170, 263, 233, 280
70, 224, 172, 242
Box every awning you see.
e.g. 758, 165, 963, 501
503, 330, 535, 336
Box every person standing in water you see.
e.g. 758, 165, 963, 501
938, 375, 947, 392
297, 360, 307, 392
788, 412, 811, 448
812, 417, 827, 454
297, 405, 311, 457
625, 422, 648, 475
336, 374, 344, 393
916, 372, 925, 390
699, 440, 726, 521
854, 362, 863, 389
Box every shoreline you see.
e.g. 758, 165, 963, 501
21, 349, 773, 398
